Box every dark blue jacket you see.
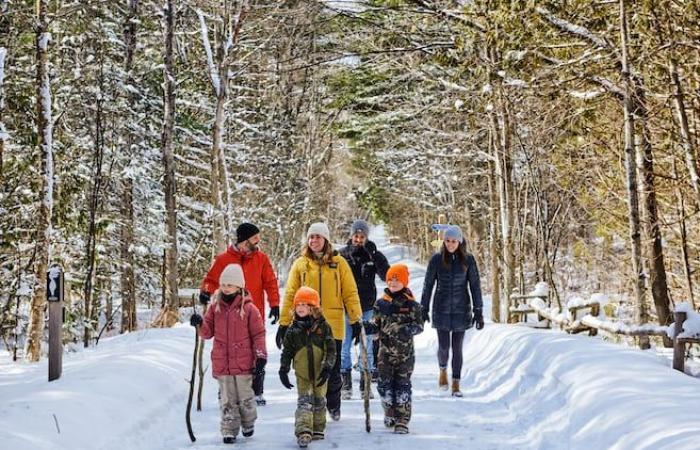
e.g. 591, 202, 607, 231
339, 240, 390, 311
421, 252, 483, 331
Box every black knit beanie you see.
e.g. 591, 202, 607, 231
236, 222, 260, 243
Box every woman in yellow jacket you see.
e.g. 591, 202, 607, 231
276, 222, 363, 422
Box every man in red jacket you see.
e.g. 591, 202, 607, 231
200, 222, 280, 405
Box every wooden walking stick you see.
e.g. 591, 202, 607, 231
186, 306, 198, 442
357, 326, 371, 433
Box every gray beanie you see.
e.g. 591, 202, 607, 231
350, 219, 370, 237
444, 225, 464, 243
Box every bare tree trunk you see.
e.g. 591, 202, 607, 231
668, 60, 700, 205
619, 0, 650, 349
493, 96, 516, 318
488, 132, 502, 323
120, 0, 138, 334
25, 0, 53, 362
673, 159, 695, 308
635, 85, 672, 328
83, 43, 106, 347
0, 46, 6, 176
153, 0, 179, 328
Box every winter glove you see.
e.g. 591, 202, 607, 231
198, 291, 210, 305
351, 321, 362, 345
275, 325, 288, 349
316, 365, 332, 387
422, 309, 430, 323
376, 299, 395, 316
189, 313, 203, 327
268, 306, 280, 325
473, 308, 484, 330
363, 320, 378, 335
254, 358, 267, 377
279, 366, 293, 389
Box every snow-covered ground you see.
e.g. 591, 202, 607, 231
2, 226, 700, 449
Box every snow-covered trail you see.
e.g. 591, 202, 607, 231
2, 226, 700, 450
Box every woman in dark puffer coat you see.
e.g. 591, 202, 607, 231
420, 225, 484, 397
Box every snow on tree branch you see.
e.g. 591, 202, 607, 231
196, 9, 220, 97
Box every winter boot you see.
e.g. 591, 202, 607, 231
297, 433, 312, 448
384, 416, 396, 428
451, 379, 463, 397
341, 372, 352, 400
255, 394, 266, 406
223, 436, 236, 444
312, 431, 325, 440
328, 407, 341, 421
394, 423, 409, 434
438, 368, 448, 391
242, 425, 254, 437
359, 375, 374, 399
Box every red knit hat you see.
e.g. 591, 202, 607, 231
294, 286, 320, 308
386, 264, 409, 287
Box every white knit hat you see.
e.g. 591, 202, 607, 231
307, 222, 331, 242
219, 264, 245, 288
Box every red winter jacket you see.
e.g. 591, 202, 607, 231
199, 291, 267, 378
200, 246, 280, 320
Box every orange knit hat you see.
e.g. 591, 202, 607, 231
386, 264, 409, 287
294, 286, 320, 308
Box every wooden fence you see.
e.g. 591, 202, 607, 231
509, 293, 699, 374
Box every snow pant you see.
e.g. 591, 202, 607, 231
326, 340, 343, 413
217, 374, 256, 437
341, 311, 375, 373
376, 348, 414, 426
295, 375, 328, 436
437, 330, 465, 380
252, 371, 264, 397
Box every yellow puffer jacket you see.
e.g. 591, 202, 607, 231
281, 253, 362, 340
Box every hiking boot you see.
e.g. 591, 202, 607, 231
438, 368, 448, 391
328, 407, 341, 421
312, 431, 325, 440
384, 416, 396, 428
359, 375, 374, 399
223, 436, 236, 444
341, 372, 352, 400
394, 423, 409, 434
242, 425, 254, 437
297, 433, 312, 448
255, 394, 266, 406
451, 379, 463, 397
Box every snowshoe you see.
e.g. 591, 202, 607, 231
312, 431, 325, 440
242, 425, 254, 437
223, 436, 236, 444
297, 433, 312, 448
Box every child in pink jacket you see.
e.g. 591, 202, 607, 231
190, 263, 267, 444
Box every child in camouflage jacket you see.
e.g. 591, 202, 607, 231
364, 263, 423, 434
279, 287, 336, 448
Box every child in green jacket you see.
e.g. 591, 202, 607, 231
279, 286, 336, 448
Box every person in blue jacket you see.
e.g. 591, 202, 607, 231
420, 225, 484, 397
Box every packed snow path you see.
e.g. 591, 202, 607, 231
2, 227, 700, 449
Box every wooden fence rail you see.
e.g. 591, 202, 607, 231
509, 293, 698, 373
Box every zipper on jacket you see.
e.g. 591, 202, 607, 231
306, 338, 316, 385
225, 304, 230, 375
318, 263, 323, 307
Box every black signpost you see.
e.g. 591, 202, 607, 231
47, 265, 64, 382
